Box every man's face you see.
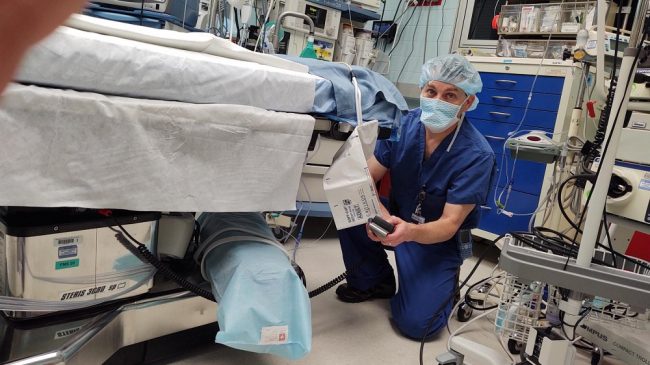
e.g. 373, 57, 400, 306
420, 80, 475, 114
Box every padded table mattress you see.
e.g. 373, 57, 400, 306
16, 26, 320, 114
0, 84, 315, 212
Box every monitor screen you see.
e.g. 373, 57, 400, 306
305, 4, 327, 30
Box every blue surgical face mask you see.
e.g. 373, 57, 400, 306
419, 96, 466, 133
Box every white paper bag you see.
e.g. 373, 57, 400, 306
323, 120, 382, 230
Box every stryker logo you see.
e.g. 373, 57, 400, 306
580, 323, 608, 342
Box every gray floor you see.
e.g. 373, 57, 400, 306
163, 218, 624, 365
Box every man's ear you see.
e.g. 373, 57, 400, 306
463, 95, 475, 111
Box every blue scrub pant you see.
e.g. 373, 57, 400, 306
338, 224, 462, 339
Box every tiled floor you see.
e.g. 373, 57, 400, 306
161, 218, 625, 365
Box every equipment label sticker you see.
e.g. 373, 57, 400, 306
59, 280, 127, 301
260, 325, 288, 345
58, 245, 78, 259
640, 173, 650, 191
55, 236, 81, 246
55, 259, 79, 270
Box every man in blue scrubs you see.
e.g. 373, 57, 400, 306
335, 54, 496, 340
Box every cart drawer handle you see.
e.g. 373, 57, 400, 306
492, 96, 514, 101
495, 79, 518, 85
489, 111, 511, 117
484, 135, 506, 141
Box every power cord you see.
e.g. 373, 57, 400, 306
140, 0, 145, 26
111, 224, 216, 302
396, 0, 424, 83
565, 28, 647, 271
419, 234, 504, 365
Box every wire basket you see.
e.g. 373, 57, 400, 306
494, 274, 545, 345
587, 298, 649, 330
586, 254, 650, 331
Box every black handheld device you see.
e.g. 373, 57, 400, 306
368, 216, 395, 239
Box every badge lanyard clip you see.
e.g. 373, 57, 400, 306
411, 186, 426, 224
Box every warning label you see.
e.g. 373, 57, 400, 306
260, 325, 289, 345
341, 187, 374, 224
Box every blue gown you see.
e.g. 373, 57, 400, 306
338, 108, 495, 339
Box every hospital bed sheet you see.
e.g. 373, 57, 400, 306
0, 84, 315, 212
16, 27, 319, 114
283, 56, 409, 129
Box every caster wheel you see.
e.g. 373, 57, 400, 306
507, 338, 523, 355
591, 347, 604, 365
457, 302, 473, 322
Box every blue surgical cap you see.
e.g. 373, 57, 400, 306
419, 54, 483, 111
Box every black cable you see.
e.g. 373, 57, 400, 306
140, 0, 145, 26
434, 0, 444, 57
556, 174, 594, 234
560, 308, 592, 341
234, 8, 241, 40
602, 208, 618, 268
308, 272, 348, 298
565, 30, 647, 270
112, 225, 216, 302
382, 0, 403, 52
396, 1, 424, 83
308, 252, 371, 298
419, 234, 503, 365
463, 277, 499, 311
511, 232, 613, 268
374, 0, 388, 47
585, 3, 625, 163
595, 242, 650, 271
388, 5, 418, 57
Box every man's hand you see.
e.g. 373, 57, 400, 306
0, 0, 88, 93
366, 215, 412, 247
382, 216, 412, 247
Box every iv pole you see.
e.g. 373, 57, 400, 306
561, 0, 649, 324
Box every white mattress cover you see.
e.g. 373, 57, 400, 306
17, 26, 319, 114
67, 14, 308, 73
0, 84, 315, 212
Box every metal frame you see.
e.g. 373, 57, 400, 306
2, 292, 217, 365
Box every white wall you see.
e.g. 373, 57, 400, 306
381, 0, 459, 86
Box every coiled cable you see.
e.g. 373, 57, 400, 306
586, 78, 617, 164
112, 226, 216, 302
308, 271, 348, 298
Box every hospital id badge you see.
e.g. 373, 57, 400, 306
411, 213, 425, 224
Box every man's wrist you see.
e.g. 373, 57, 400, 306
404, 222, 418, 242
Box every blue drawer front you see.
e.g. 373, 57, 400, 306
479, 72, 565, 94
471, 119, 514, 153
477, 88, 561, 112
493, 153, 546, 195
478, 187, 540, 235
468, 104, 557, 129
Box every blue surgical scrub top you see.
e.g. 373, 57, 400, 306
375, 108, 496, 234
